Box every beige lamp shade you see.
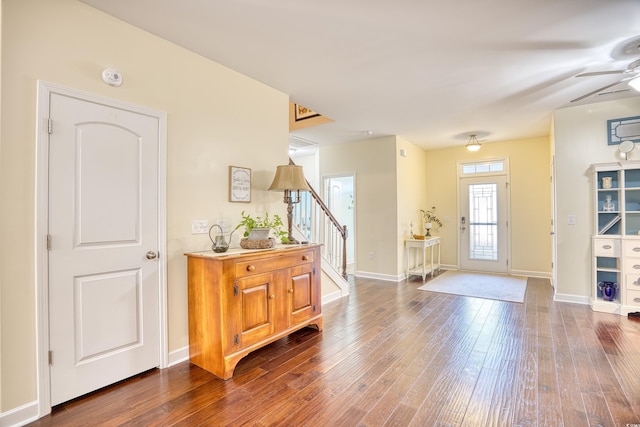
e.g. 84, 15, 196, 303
268, 165, 311, 191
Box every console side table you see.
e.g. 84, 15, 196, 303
405, 237, 441, 281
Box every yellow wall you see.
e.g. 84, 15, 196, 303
424, 137, 552, 275
553, 97, 640, 301
1, 0, 290, 412
396, 137, 429, 273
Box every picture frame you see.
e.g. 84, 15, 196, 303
294, 104, 320, 121
229, 166, 251, 203
607, 115, 640, 145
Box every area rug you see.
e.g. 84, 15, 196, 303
417, 270, 527, 303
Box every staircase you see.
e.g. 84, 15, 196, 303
289, 159, 350, 298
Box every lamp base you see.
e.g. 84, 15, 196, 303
283, 236, 300, 245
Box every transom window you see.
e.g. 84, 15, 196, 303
461, 160, 505, 176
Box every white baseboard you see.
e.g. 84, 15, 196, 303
554, 293, 590, 305
322, 290, 344, 305
354, 271, 403, 282
0, 400, 39, 427
510, 269, 551, 278
168, 346, 189, 367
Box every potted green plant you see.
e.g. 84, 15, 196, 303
234, 211, 288, 243
420, 206, 443, 236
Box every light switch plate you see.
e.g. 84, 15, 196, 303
192, 220, 209, 234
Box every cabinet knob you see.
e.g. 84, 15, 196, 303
602, 245, 612, 249
288, 288, 294, 294
269, 294, 275, 299
634, 280, 640, 287
247, 265, 256, 272
633, 247, 640, 252
302, 255, 309, 261
634, 265, 640, 270
635, 298, 640, 303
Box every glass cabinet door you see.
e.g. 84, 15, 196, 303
596, 170, 621, 235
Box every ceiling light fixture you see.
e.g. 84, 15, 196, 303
465, 134, 481, 152
629, 76, 640, 92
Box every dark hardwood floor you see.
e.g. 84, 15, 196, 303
29, 274, 640, 426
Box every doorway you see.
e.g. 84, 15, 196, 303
323, 174, 355, 274
36, 82, 168, 410
458, 159, 510, 273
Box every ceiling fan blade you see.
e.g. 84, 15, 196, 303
598, 89, 631, 96
571, 81, 626, 102
576, 70, 625, 77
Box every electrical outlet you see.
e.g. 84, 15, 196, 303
192, 220, 209, 234
568, 215, 576, 225
368, 251, 374, 260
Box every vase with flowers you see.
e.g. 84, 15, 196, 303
420, 206, 443, 237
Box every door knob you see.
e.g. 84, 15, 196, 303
146, 251, 158, 260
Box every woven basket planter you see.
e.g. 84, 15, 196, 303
239, 237, 276, 249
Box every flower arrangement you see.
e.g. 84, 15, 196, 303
420, 206, 443, 236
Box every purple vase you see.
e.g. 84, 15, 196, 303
598, 281, 617, 301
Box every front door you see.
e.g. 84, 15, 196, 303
47, 91, 162, 405
459, 166, 509, 273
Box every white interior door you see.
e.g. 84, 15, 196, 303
323, 175, 355, 269
459, 174, 509, 273
48, 92, 161, 405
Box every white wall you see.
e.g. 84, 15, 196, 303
553, 97, 640, 301
319, 136, 401, 279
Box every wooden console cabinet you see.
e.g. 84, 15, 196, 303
185, 244, 322, 379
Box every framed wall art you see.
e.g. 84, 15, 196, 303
229, 166, 251, 203
294, 104, 320, 121
608, 115, 640, 145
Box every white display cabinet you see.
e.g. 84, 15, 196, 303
592, 161, 640, 315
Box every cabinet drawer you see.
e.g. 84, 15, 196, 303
626, 289, 640, 307
627, 274, 640, 290
623, 240, 640, 258
235, 250, 315, 278
594, 239, 620, 257
625, 259, 640, 274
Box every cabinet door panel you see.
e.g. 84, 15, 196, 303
288, 264, 318, 326
235, 273, 275, 348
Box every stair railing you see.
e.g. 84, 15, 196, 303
290, 159, 348, 278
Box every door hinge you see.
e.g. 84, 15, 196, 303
47, 234, 52, 251
313, 304, 316, 312
233, 285, 238, 297
234, 334, 239, 345
47, 118, 53, 134
48, 350, 53, 365
313, 267, 316, 276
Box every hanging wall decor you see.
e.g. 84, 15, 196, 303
229, 166, 251, 203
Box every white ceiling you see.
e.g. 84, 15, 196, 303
81, 0, 640, 150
